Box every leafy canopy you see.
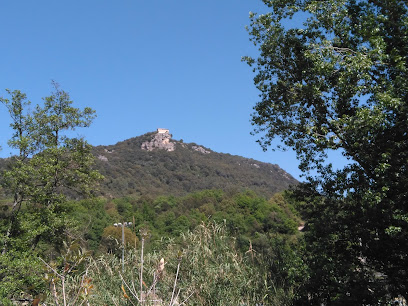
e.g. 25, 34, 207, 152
245, 0, 408, 303
0, 82, 102, 301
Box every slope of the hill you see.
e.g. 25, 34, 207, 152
92, 130, 297, 198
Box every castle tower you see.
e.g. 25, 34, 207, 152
157, 128, 169, 134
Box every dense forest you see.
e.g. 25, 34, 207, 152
91, 132, 297, 198
0, 131, 297, 200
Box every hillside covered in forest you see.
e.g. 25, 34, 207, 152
91, 129, 297, 198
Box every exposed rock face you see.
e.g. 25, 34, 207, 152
192, 145, 211, 154
88, 130, 299, 198
141, 129, 175, 152
98, 155, 108, 162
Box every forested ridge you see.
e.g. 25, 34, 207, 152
91, 131, 297, 198
0, 131, 298, 199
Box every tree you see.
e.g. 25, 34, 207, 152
245, 0, 408, 304
0, 82, 102, 301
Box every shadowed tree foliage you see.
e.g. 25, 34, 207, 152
245, 0, 408, 304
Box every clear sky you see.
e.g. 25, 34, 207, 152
0, 1, 307, 180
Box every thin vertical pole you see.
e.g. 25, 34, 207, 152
140, 236, 144, 304
122, 222, 125, 273
133, 216, 136, 249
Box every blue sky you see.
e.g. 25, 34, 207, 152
0, 1, 306, 180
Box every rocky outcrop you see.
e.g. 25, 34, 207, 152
90, 130, 298, 198
98, 155, 108, 162
141, 129, 175, 152
192, 145, 211, 154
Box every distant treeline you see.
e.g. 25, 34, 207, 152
68, 189, 302, 254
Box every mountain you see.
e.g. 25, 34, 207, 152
91, 129, 297, 198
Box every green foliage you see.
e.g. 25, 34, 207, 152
52, 189, 305, 304
0, 82, 101, 301
45, 222, 300, 305
68, 197, 114, 251
92, 189, 302, 254
175, 222, 268, 304
246, 0, 408, 303
100, 225, 138, 255
0, 250, 45, 304
91, 133, 297, 198
254, 233, 307, 304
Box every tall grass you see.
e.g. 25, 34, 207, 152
42, 222, 289, 305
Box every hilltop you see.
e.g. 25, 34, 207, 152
92, 129, 297, 198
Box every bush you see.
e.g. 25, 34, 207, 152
100, 225, 138, 255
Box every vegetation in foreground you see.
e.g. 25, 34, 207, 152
41, 222, 303, 305
1, 188, 305, 305
246, 0, 408, 303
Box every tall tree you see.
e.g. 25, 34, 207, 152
0, 83, 102, 301
245, 0, 408, 304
